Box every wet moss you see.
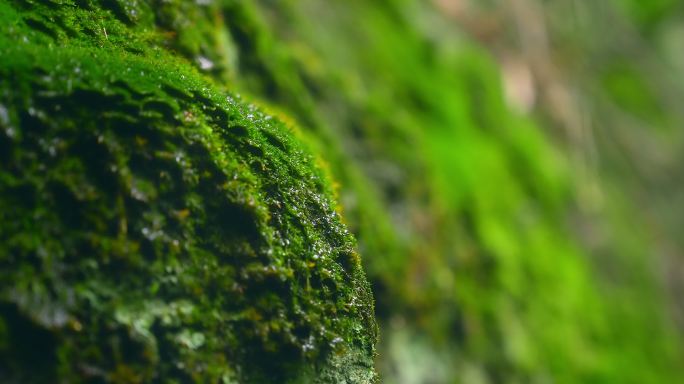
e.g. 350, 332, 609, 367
172, 1, 684, 383
0, 1, 377, 383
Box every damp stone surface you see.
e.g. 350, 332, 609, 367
0, 1, 377, 383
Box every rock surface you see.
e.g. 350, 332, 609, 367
0, 1, 377, 382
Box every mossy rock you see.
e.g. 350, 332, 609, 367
0, 1, 377, 382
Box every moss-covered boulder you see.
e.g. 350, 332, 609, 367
0, 1, 377, 382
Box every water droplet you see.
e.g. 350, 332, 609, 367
5, 126, 16, 138
130, 185, 147, 202
197, 56, 215, 71
330, 337, 343, 347
0, 103, 13, 137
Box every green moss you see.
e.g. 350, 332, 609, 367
3, 0, 683, 383
0, 1, 377, 382
187, 1, 684, 383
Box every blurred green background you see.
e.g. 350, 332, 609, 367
181, 0, 684, 382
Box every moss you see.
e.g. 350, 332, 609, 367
0, 1, 377, 383
187, 1, 684, 383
